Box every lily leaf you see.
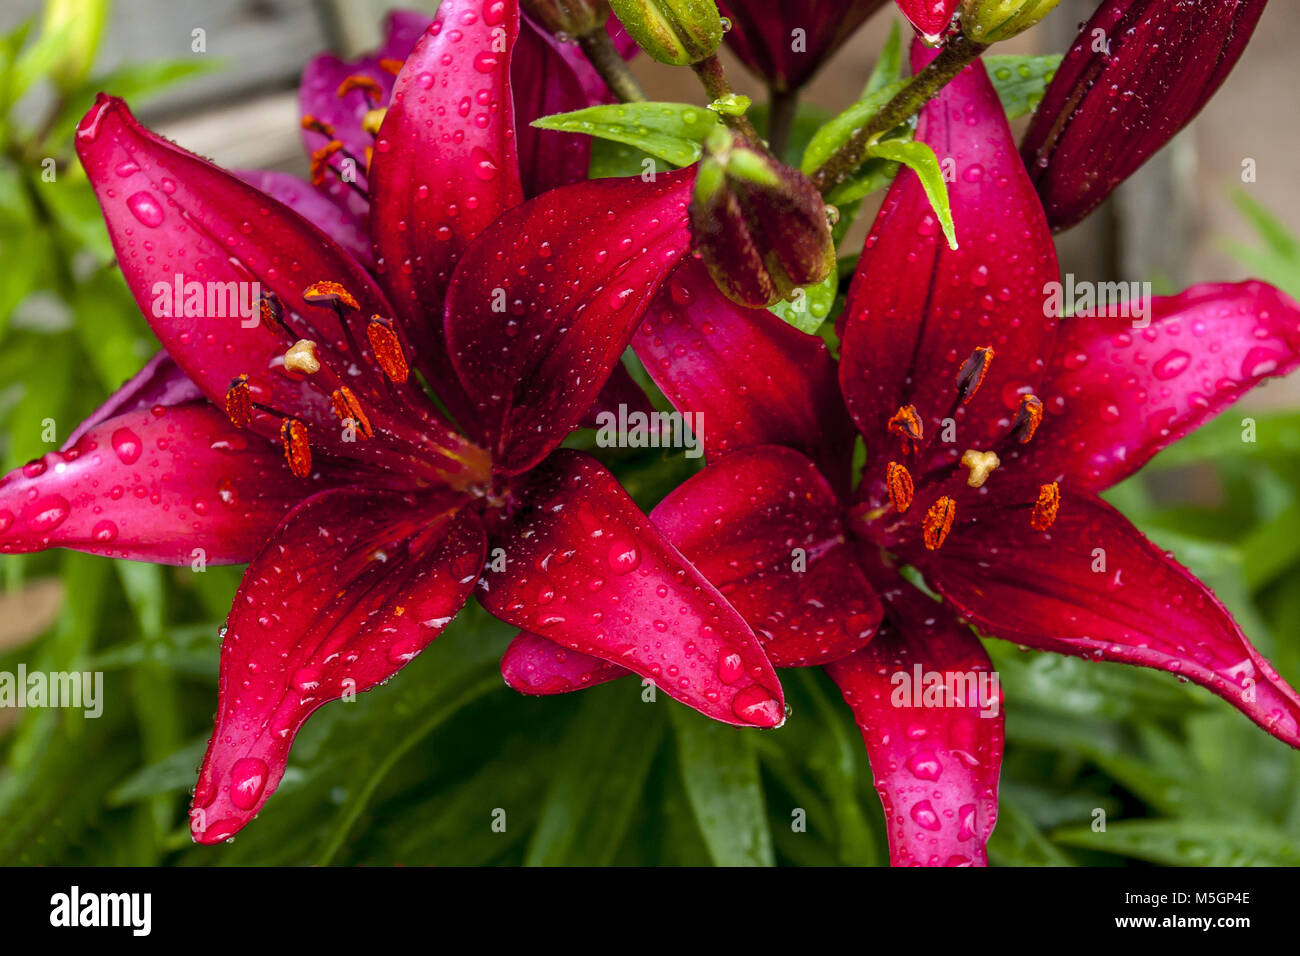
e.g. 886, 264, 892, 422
800, 78, 909, 177
984, 54, 1063, 120
863, 21, 904, 97
769, 267, 838, 334
533, 101, 722, 168
867, 138, 957, 249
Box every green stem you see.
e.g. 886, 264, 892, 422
691, 54, 763, 148
811, 33, 987, 196
577, 27, 646, 103
767, 86, 799, 162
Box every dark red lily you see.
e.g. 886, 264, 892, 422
500, 41, 1300, 865
1023, 0, 1269, 231
1, 0, 785, 845
716, 0, 889, 92
894, 0, 960, 40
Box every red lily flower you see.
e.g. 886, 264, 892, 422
1022, 0, 1269, 231
499, 41, 1300, 865
1, 0, 785, 845
716, 0, 889, 93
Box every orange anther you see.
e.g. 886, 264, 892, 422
1013, 394, 1044, 444
309, 140, 344, 186
366, 316, 410, 383
280, 418, 312, 478
336, 74, 382, 100
331, 387, 373, 439
886, 461, 914, 514
225, 375, 253, 429
922, 496, 956, 551
378, 58, 403, 76
955, 346, 994, 405
300, 114, 335, 137
303, 280, 360, 312
888, 404, 924, 445
1031, 482, 1060, 531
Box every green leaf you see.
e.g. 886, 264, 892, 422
1053, 820, 1300, 866
983, 54, 1062, 120
867, 138, 957, 249
769, 267, 837, 334
863, 22, 904, 97
668, 707, 774, 866
533, 101, 721, 168
800, 78, 908, 176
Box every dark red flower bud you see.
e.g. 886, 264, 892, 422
1022, 0, 1268, 231
690, 128, 836, 308
522, 0, 611, 37
716, 0, 889, 93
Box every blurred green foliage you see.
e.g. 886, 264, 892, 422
2, 4, 1299, 867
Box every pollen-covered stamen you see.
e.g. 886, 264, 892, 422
303, 281, 360, 313
960, 448, 1000, 488
225, 375, 253, 429
886, 461, 914, 514
362, 108, 387, 136
336, 74, 382, 103
1012, 393, 1044, 444
280, 418, 312, 478
331, 386, 374, 440
300, 114, 335, 138
309, 141, 345, 187
888, 404, 924, 448
378, 57, 403, 77
259, 290, 286, 333
366, 316, 410, 384
284, 339, 320, 375
1031, 481, 1060, 531
955, 346, 995, 405
922, 496, 956, 551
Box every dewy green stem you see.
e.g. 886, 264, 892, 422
691, 54, 764, 149
578, 27, 647, 103
811, 33, 988, 196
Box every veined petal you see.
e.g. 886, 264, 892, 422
238, 169, 372, 267
1022, 0, 1267, 231
479, 450, 784, 726
825, 582, 1003, 867
1, 402, 341, 565
839, 47, 1059, 483
369, 0, 523, 415
190, 486, 484, 843
64, 350, 202, 448
76, 96, 464, 475
893, 0, 960, 40
446, 170, 694, 475
1007, 281, 1300, 491
921, 484, 1300, 749
634, 258, 855, 494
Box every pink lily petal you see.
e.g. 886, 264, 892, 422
718, 0, 887, 92
368, 0, 523, 413
634, 258, 855, 494
1022, 0, 1267, 231
1, 403, 342, 565
479, 449, 785, 726
1007, 281, 1300, 492
825, 582, 1003, 866
190, 486, 484, 843
839, 48, 1059, 481
298, 9, 431, 212
446, 169, 694, 475
893, 0, 959, 40
238, 169, 372, 268
64, 351, 202, 449
76, 96, 467, 474
500, 446, 881, 691
921, 483, 1300, 749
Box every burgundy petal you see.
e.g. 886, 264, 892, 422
893, 0, 960, 39
238, 169, 372, 267
368, 0, 523, 416
634, 258, 855, 494
1022, 0, 1267, 231
839, 48, 1059, 490
479, 450, 784, 726
825, 582, 1003, 866
446, 169, 694, 475
717, 0, 888, 92
922, 483, 1300, 749
1, 402, 341, 565
76, 96, 469, 477
190, 486, 484, 843
1008, 281, 1300, 491
64, 350, 202, 449
501, 629, 629, 693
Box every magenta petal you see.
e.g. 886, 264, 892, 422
446, 170, 694, 474
479, 450, 785, 726
825, 584, 1003, 867
64, 351, 202, 449
634, 259, 855, 493
718, 0, 887, 92
923, 485, 1300, 749
1, 403, 341, 565
502, 629, 630, 694
190, 486, 484, 843
75, 96, 425, 462
238, 169, 373, 268
369, 0, 523, 407
839, 49, 1059, 478
892, 0, 959, 39
1022, 0, 1267, 231
1008, 281, 1300, 491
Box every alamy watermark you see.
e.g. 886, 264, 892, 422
594, 404, 704, 459
150, 274, 261, 326
0, 665, 103, 718
1044, 274, 1152, 327
891, 664, 1001, 718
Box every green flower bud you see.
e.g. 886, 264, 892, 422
960, 0, 1063, 44
608, 0, 723, 66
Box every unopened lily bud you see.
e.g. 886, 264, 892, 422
690, 127, 836, 308
960, 0, 1062, 44
523, 0, 611, 37
609, 0, 723, 65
